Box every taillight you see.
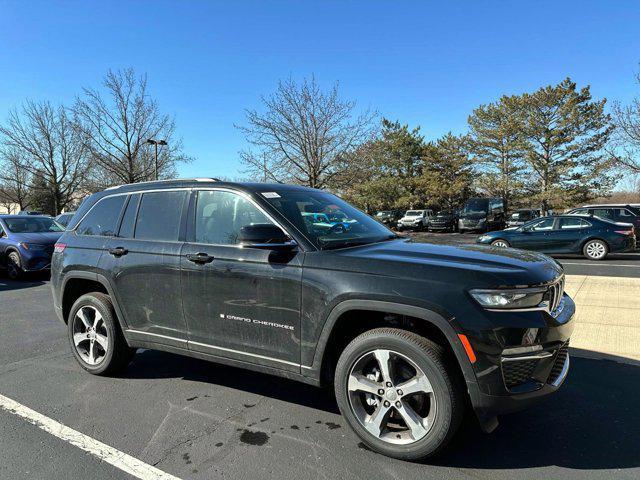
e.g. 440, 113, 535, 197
54, 243, 66, 253
614, 230, 634, 236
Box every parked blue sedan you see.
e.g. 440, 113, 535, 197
0, 215, 64, 279
476, 215, 636, 260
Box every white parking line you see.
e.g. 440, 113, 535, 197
559, 262, 640, 268
0, 393, 182, 480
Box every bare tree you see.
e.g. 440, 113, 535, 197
74, 68, 189, 186
0, 147, 32, 211
0, 101, 87, 215
237, 77, 376, 188
611, 70, 640, 173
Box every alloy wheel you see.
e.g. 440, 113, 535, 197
491, 240, 509, 248
347, 349, 436, 445
72, 306, 109, 365
585, 241, 606, 259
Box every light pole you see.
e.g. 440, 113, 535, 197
146, 139, 168, 180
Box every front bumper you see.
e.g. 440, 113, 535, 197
466, 294, 575, 431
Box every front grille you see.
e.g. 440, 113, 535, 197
546, 275, 565, 315
547, 343, 569, 384
502, 359, 538, 389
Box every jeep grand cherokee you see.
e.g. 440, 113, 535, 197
50, 179, 574, 461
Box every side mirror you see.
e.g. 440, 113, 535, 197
239, 224, 296, 250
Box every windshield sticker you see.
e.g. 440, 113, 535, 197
261, 192, 281, 198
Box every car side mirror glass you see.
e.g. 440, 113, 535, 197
239, 224, 296, 250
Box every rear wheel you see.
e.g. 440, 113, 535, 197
334, 328, 464, 460
68, 293, 136, 376
583, 239, 608, 260
7, 251, 22, 280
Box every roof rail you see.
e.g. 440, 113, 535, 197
104, 177, 222, 190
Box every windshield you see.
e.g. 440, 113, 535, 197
405, 210, 422, 217
460, 199, 489, 216
263, 190, 397, 250
376, 211, 391, 217
4, 217, 63, 233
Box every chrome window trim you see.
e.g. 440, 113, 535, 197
501, 351, 553, 362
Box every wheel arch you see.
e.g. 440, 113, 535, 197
61, 272, 129, 333
307, 300, 477, 390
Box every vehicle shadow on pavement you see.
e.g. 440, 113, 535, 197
0, 272, 47, 291
124, 349, 340, 414
433, 352, 640, 470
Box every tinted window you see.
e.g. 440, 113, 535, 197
528, 217, 554, 231
614, 208, 635, 218
134, 191, 186, 241
76, 196, 125, 236
592, 208, 614, 220
195, 190, 273, 245
559, 217, 590, 229
118, 194, 140, 238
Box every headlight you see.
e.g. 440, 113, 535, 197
20, 243, 48, 251
470, 288, 545, 310
478, 235, 491, 242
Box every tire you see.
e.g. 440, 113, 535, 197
458, 229, 465, 234
67, 292, 136, 376
334, 328, 465, 461
583, 239, 608, 261
490, 239, 510, 248
7, 251, 22, 280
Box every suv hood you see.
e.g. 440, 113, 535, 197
328, 238, 563, 287
10, 232, 62, 244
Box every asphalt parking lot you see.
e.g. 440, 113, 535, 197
1, 235, 639, 480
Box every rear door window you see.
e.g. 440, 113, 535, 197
76, 196, 126, 236
591, 208, 614, 220
134, 191, 186, 241
559, 217, 590, 229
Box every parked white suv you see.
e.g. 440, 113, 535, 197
397, 209, 432, 231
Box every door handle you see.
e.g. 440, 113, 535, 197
186, 252, 214, 264
108, 247, 128, 257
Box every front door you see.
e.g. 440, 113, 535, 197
513, 217, 555, 252
100, 190, 190, 346
181, 189, 303, 372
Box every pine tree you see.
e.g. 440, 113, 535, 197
520, 78, 616, 212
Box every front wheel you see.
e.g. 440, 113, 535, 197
583, 239, 608, 261
334, 328, 464, 460
7, 251, 23, 280
490, 239, 510, 248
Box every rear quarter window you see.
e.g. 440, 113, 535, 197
76, 196, 126, 236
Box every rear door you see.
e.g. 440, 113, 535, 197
101, 190, 190, 346
553, 217, 591, 252
180, 189, 303, 372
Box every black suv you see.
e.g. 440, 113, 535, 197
51, 179, 574, 460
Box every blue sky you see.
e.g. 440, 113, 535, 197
1, 1, 639, 180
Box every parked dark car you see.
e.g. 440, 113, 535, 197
51, 179, 574, 460
458, 197, 504, 233
476, 215, 636, 260
506, 209, 540, 228
567, 204, 640, 236
428, 210, 458, 232
374, 210, 403, 227
55, 211, 76, 228
0, 215, 64, 279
